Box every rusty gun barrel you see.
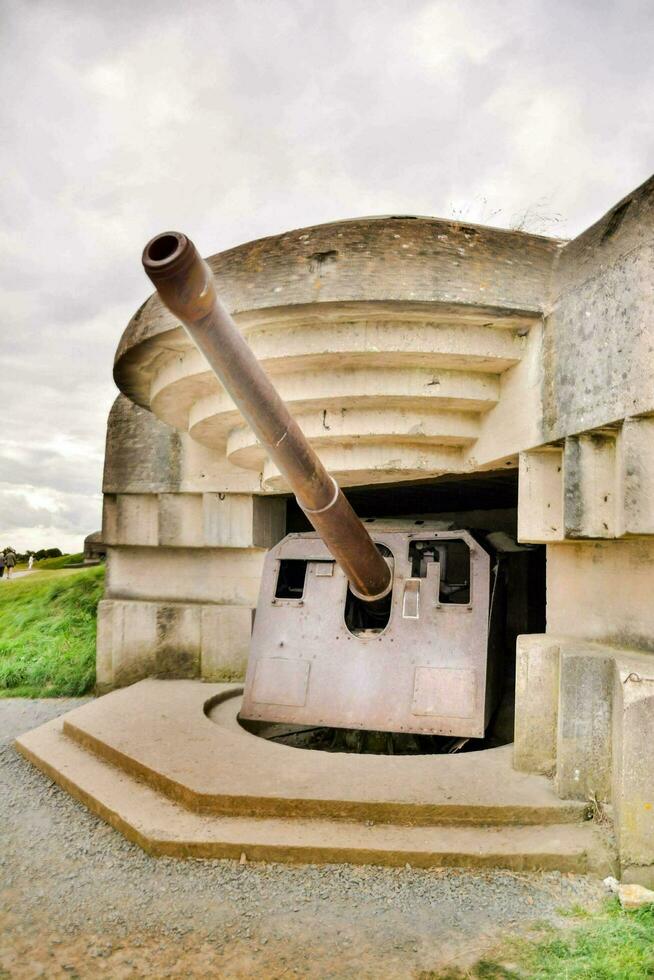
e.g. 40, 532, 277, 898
142, 231, 392, 602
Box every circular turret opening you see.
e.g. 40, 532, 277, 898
236, 712, 513, 756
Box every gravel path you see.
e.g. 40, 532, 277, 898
0, 699, 606, 979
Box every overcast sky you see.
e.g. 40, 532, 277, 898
1, 0, 653, 553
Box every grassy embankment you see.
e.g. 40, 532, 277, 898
436, 900, 654, 978
14, 552, 85, 572
34, 551, 85, 569
0, 565, 103, 697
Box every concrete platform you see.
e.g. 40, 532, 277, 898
15, 680, 615, 873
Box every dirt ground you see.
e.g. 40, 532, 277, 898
0, 699, 606, 979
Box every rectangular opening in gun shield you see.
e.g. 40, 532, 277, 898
408, 539, 471, 604
275, 559, 307, 599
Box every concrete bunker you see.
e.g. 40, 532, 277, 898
16, 180, 654, 882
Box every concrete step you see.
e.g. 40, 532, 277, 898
15, 718, 614, 874
53, 680, 591, 827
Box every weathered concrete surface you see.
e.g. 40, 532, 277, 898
563, 432, 617, 539
612, 661, 654, 887
555, 645, 614, 803
50, 681, 587, 825
116, 216, 559, 387
115, 218, 557, 491
514, 636, 559, 774
546, 539, 654, 652
619, 416, 654, 536
517, 449, 563, 543
200, 606, 254, 681
103, 491, 285, 550
514, 636, 654, 883
543, 176, 654, 441
16, 716, 608, 872
98, 600, 255, 692
100, 394, 271, 689
14, 681, 614, 874
104, 546, 265, 606
103, 396, 181, 495
519, 415, 654, 544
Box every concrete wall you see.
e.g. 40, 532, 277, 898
97, 395, 284, 692
547, 540, 654, 652
514, 635, 654, 885
513, 176, 654, 882
542, 177, 654, 440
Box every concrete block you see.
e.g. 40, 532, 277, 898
201, 606, 254, 681
105, 546, 265, 606
103, 395, 182, 495
100, 599, 158, 690
203, 494, 248, 547
95, 600, 116, 694
252, 496, 286, 550
158, 494, 204, 547
564, 432, 617, 538
102, 493, 159, 547
101, 495, 118, 546
555, 644, 613, 802
97, 599, 248, 689
547, 540, 654, 652
612, 658, 654, 884
543, 182, 654, 442
517, 449, 563, 543
203, 493, 284, 549
111, 494, 158, 546
179, 431, 262, 494
514, 635, 559, 774
619, 417, 654, 536
154, 604, 201, 678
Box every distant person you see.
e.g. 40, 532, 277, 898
28, 555, 34, 571
0, 553, 4, 579
4, 551, 16, 579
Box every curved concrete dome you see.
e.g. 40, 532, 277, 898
115, 216, 562, 490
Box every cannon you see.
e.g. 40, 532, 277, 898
143, 232, 504, 738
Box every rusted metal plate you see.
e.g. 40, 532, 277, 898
241, 524, 497, 738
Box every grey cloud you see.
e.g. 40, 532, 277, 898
0, 445, 104, 497
0, 487, 101, 537
1, 0, 653, 549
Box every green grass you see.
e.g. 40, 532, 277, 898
432, 899, 654, 979
515, 901, 654, 979
0, 566, 104, 697
33, 551, 85, 570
